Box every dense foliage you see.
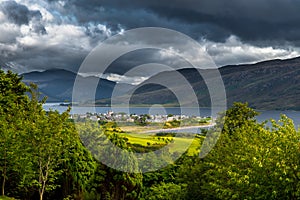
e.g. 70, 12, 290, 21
0, 71, 299, 199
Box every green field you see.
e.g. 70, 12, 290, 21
119, 132, 203, 155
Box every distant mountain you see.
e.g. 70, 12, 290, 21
21, 69, 134, 102
97, 56, 300, 110
18, 56, 300, 110
219, 57, 300, 110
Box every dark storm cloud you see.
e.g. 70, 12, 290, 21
104, 49, 191, 76
50, 0, 300, 45
0, 1, 42, 25
1, 0, 300, 75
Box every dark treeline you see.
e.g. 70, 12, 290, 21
0, 70, 299, 200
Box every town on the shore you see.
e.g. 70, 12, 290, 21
70, 110, 213, 124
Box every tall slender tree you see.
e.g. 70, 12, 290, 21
0, 70, 30, 196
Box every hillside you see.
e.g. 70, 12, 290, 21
97, 57, 300, 110
16, 56, 300, 110
21, 69, 134, 102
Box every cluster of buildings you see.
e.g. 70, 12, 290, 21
71, 111, 209, 123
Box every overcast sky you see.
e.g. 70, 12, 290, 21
1, 0, 300, 79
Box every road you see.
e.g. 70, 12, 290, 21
143, 123, 215, 133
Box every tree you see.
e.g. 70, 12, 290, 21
0, 70, 30, 196
182, 103, 300, 199
218, 102, 259, 136
17, 85, 74, 200
134, 115, 150, 126
140, 182, 187, 200
77, 121, 143, 200
59, 129, 97, 200
1, 69, 144, 199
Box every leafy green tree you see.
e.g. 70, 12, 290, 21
134, 115, 150, 126
0, 70, 30, 196
182, 103, 300, 199
20, 110, 71, 200
1, 69, 143, 199
140, 182, 187, 200
59, 129, 97, 200
77, 121, 143, 200
17, 85, 76, 200
218, 102, 259, 135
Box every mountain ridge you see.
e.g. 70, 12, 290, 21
97, 56, 300, 110
16, 56, 300, 110
21, 68, 134, 102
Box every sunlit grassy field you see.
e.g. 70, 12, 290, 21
119, 132, 203, 156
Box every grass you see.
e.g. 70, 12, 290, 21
171, 137, 202, 155
120, 132, 203, 156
